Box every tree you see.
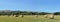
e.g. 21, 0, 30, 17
54, 12, 60, 15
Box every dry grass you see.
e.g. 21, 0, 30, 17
0, 15, 60, 22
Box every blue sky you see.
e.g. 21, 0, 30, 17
0, 0, 60, 12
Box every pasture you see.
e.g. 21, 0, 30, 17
0, 15, 60, 22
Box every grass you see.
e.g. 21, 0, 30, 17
0, 15, 60, 22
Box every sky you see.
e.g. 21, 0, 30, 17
0, 0, 60, 12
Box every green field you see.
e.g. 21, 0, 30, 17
0, 15, 60, 22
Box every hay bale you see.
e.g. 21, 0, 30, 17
44, 14, 54, 19
50, 15, 54, 19
14, 15, 19, 17
44, 15, 48, 18
21, 15, 24, 18
15, 15, 18, 17
35, 15, 38, 18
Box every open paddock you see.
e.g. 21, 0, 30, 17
0, 15, 60, 22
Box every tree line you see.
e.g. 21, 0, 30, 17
0, 10, 60, 16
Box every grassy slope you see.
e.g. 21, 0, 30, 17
0, 15, 60, 22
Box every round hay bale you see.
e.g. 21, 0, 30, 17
44, 15, 48, 18
35, 15, 38, 18
21, 15, 24, 18
14, 15, 19, 17
15, 15, 18, 17
44, 14, 54, 19
50, 15, 54, 19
